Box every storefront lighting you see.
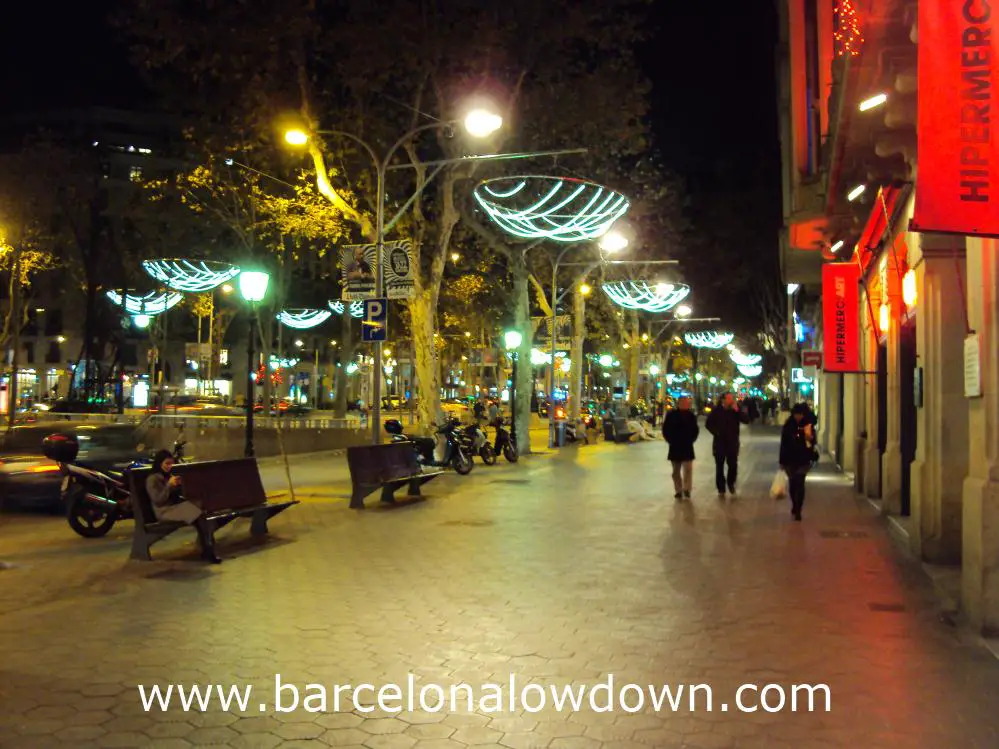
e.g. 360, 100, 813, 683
847, 184, 866, 201
879, 302, 891, 332
859, 93, 888, 112
902, 269, 917, 307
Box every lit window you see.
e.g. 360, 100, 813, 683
129, 166, 143, 182
219, 349, 229, 366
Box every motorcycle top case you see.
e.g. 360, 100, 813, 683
43, 433, 80, 463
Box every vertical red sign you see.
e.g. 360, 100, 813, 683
912, 1, 999, 236
822, 263, 860, 372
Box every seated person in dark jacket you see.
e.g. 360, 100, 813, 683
146, 450, 221, 563
662, 396, 699, 499
779, 403, 818, 521
705, 392, 750, 495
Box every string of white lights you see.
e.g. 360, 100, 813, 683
737, 363, 763, 377
276, 309, 332, 329
684, 331, 735, 349
105, 290, 183, 315
328, 300, 365, 318
602, 281, 690, 313
142, 259, 240, 292
730, 350, 763, 366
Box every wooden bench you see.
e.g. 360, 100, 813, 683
128, 458, 298, 561
347, 442, 445, 509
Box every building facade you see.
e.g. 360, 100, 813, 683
779, 0, 999, 634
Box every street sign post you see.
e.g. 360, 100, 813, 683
362, 298, 388, 342
802, 349, 822, 368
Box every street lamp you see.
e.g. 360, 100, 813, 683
239, 269, 270, 458
284, 104, 502, 444
504, 330, 523, 447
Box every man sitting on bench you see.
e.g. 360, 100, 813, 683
145, 450, 222, 564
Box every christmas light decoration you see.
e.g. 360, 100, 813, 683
276, 309, 332, 329
106, 290, 182, 315
601, 281, 690, 313
473, 176, 630, 242
730, 350, 763, 366
683, 331, 735, 349
834, 0, 863, 57
328, 300, 365, 318
143, 259, 241, 292
737, 363, 763, 378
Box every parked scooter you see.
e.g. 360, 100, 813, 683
384, 418, 474, 475
43, 433, 187, 538
489, 419, 519, 463
460, 423, 497, 465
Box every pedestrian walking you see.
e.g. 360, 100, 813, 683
705, 392, 749, 496
779, 403, 818, 521
662, 395, 699, 499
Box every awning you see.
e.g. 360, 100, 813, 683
855, 185, 911, 274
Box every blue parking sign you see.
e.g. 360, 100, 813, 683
362, 298, 388, 342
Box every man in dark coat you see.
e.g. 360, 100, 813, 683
705, 392, 750, 495
662, 396, 699, 499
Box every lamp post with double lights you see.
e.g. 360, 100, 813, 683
284, 107, 503, 444
238, 269, 270, 457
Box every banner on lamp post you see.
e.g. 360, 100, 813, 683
822, 262, 861, 372
912, 1, 999, 236
381, 240, 415, 300
340, 244, 377, 300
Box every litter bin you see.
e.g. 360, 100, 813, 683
554, 420, 567, 447
603, 420, 615, 441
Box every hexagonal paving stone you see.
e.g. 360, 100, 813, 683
450, 726, 504, 745
404, 723, 456, 740
358, 718, 410, 734
185, 725, 242, 745
317, 713, 366, 730
229, 733, 286, 749
547, 737, 602, 749
144, 720, 197, 739
274, 721, 327, 741
498, 734, 553, 749
362, 733, 418, 749
54, 724, 108, 743
322, 727, 375, 746
97, 731, 158, 747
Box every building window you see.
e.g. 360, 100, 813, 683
44, 308, 63, 336
121, 344, 138, 367
129, 166, 143, 182
22, 342, 34, 364
46, 342, 61, 364
24, 310, 39, 336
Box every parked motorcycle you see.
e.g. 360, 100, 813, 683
42, 433, 187, 538
490, 419, 519, 463
460, 423, 497, 465
384, 418, 474, 475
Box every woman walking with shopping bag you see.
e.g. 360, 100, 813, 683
779, 403, 817, 521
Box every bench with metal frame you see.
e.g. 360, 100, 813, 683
347, 442, 445, 509
128, 458, 298, 561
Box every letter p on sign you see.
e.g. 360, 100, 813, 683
362, 298, 388, 342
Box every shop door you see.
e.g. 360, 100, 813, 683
899, 321, 917, 516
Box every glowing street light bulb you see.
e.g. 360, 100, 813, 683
675, 304, 692, 318
463, 109, 503, 138
579, 283, 592, 296
504, 330, 523, 350
450, 252, 461, 262
294, 339, 304, 347
641, 333, 649, 342
285, 129, 309, 146
847, 184, 866, 201
133, 314, 151, 328
599, 229, 629, 253
238, 270, 270, 303
859, 93, 888, 111
649, 364, 660, 376
222, 283, 234, 294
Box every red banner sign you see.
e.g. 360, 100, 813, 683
822, 263, 861, 372
913, 1, 999, 236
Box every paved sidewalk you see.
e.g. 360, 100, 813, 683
1, 427, 998, 748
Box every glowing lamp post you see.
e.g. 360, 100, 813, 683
504, 330, 523, 446
239, 269, 270, 458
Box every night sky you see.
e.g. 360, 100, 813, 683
1, 1, 781, 303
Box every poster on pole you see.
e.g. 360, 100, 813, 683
339, 244, 377, 300
531, 315, 572, 349
821, 262, 861, 372
382, 240, 415, 300
912, 1, 999, 236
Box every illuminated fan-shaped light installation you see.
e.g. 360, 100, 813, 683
684, 331, 735, 349
602, 281, 690, 313
328, 300, 365, 318
142, 259, 240, 292
737, 363, 763, 378
473, 176, 630, 242
276, 309, 332, 329
105, 290, 183, 315
730, 350, 763, 366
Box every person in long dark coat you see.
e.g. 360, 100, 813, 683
779, 403, 818, 521
705, 392, 750, 495
662, 396, 699, 499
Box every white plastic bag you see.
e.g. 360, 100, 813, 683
770, 469, 788, 500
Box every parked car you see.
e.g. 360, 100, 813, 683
0, 423, 144, 510
166, 395, 242, 416
273, 400, 313, 416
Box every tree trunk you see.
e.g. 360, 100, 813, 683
409, 291, 441, 435
627, 312, 640, 403
7, 250, 22, 429
569, 287, 585, 421
334, 314, 352, 418
510, 251, 533, 455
